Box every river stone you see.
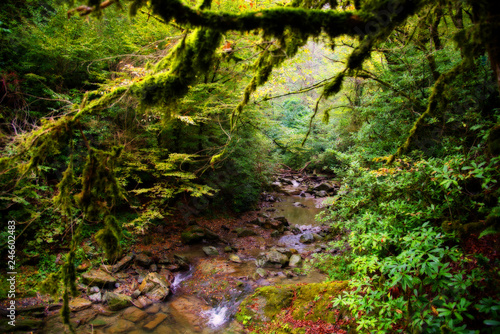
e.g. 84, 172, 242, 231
143, 313, 168, 330
133, 296, 153, 309
81, 269, 117, 287
88, 292, 102, 303
134, 253, 152, 267
300, 233, 315, 244
313, 182, 335, 192
273, 247, 292, 258
145, 303, 161, 314
131, 289, 141, 299
236, 281, 349, 324
256, 250, 289, 268
270, 230, 281, 238
173, 254, 190, 270
122, 307, 148, 322
112, 254, 134, 272
105, 292, 132, 311
139, 272, 170, 301
274, 216, 289, 226
90, 317, 108, 328
233, 228, 258, 237
203, 246, 219, 256
255, 268, 268, 278
248, 217, 264, 226
229, 254, 242, 263
69, 297, 92, 311
107, 319, 134, 334
313, 233, 324, 241
315, 190, 328, 197
289, 254, 302, 267
180, 225, 219, 244
170, 296, 210, 328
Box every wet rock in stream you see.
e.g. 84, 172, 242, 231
203, 246, 219, 256
81, 269, 117, 287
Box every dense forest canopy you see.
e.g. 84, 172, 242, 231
1, 0, 499, 333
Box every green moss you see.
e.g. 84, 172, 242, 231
236, 281, 348, 327
290, 281, 348, 323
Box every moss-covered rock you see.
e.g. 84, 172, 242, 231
236, 281, 348, 328
81, 269, 117, 287
105, 292, 132, 311
236, 285, 294, 322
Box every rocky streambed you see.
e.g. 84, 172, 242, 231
2, 172, 346, 334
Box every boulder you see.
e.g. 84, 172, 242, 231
300, 233, 315, 244
88, 292, 102, 303
122, 307, 148, 322
180, 225, 220, 244
139, 272, 170, 302
143, 313, 168, 330
105, 292, 132, 311
273, 247, 292, 258
256, 250, 289, 268
313, 233, 324, 242
229, 254, 242, 263
107, 319, 134, 334
81, 269, 116, 287
173, 254, 190, 270
313, 182, 335, 192
132, 296, 152, 309
69, 297, 92, 312
289, 254, 302, 267
255, 268, 268, 278
233, 228, 258, 237
134, 253, 152, 267
90, 318, 108, 328
170, 296, 210, 328
113, 254, 134, 272
145, 303, 161, 314
236, 281, 348, 325
315, 190, 328, 197
202, 246, 219, 256
274, 216, 289, 226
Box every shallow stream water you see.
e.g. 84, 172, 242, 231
45, 193, 331, 334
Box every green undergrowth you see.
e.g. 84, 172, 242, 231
313, 153, 500, 333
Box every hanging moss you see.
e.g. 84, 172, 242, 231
388, 61, 467, 163
53, 160, 76, 217
76, 146, 125, 219
95, 215, 122, 262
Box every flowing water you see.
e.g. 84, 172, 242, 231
43, 190, 330, 334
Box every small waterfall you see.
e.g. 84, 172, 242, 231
171, 266, 194, 293
202, 304, 230, 328
202, 286, 252, 329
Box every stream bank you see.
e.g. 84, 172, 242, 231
1, 171, 344, 334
